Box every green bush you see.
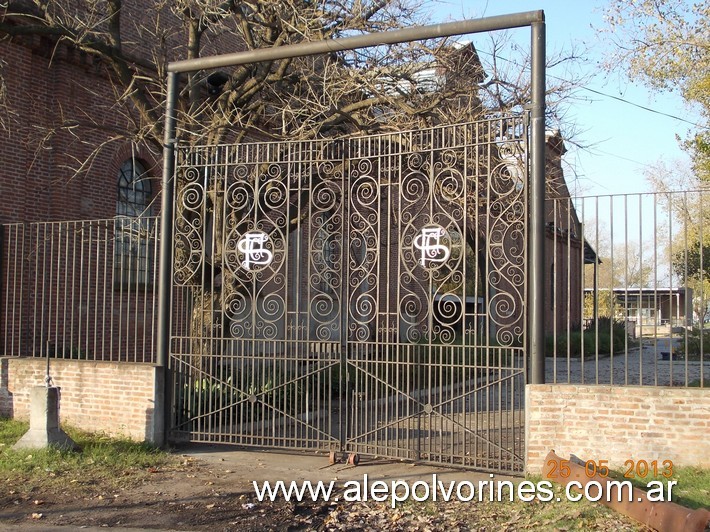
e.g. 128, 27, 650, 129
547, 320, 631, 357
686, 329, 710, 360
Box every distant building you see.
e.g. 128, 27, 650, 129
584, 287, 694, 335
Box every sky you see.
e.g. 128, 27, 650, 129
427, 0, 695, 198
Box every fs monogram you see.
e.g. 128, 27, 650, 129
413, 226, 451, 267
237, 231, 273, 270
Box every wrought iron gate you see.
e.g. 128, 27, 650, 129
169, 116, 527, 473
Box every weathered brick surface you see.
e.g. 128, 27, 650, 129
526, 384, 710, 474
0, 36, 161, 225
0, 357, 159, 442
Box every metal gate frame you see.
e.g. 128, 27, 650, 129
157, 12, 547, 472
167, 117, 528, 471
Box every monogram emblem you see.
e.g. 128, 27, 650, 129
413, 226, 450, 267
237, 231, 273, 270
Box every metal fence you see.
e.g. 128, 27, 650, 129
2, 190, 707, 391
548, 190, 709, 388
1, 217, 160, 363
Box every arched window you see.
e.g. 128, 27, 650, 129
115, 159, 155, 288
117, 159, 152, 217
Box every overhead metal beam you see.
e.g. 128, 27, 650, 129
168, 11, 544, 73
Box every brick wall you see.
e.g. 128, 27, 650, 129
526, 384, 710, 474
0, 36, 161, 227
0, 357, 163, 443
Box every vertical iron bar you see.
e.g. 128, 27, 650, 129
156, 71, 179, 446
552, 198, 558, 380
700, 191, 706, 387
340, 141, 348, 452
529, 18, 546, 384
682, 192, 689, 385
572, 197, 584, 381
608, 196, 616, 385
578, 218, 585, 385
18, 225, 23, 355
653, 193, 658, 385
86, 222, 94, 359
668, 194, 675, 385
636, 194, 643, 383
1, 225, 6, 355
38, 225, 46, 357
59, 224, 67, 357
93, 222, 100, 359
151, 218, 159, 363
9, 225, 18, 355
102, 222, 108, 359
0, 225, 5, 355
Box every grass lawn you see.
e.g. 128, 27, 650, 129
0, 417, 177, 495
0, 416, 707, 530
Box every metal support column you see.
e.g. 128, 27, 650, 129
530, 19, 546, 384
155, 71, 179, 446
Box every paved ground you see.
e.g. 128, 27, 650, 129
0, 446, 540, 532
182, 443, 513, 486
546, 337, 709, 386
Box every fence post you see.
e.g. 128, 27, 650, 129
155, 71, 179, 446
529, 18, 546, 385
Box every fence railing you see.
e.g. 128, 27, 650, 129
2, 188, 708, 389
548, 190, 708, 388
1, 217, 160, 363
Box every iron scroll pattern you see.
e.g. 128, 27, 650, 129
345, 143, 469, 346
347, 158, 380, 343
346, 118, 527, 347
173, 148, 206, 286
173, 143, 345, 343
308, 168, 345, 342
221, 161, 287, 340
400, 148, 466, 345
485, 131, 527, 347
173, 117, 527, 348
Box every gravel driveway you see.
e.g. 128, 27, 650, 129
545, 337, 709, 386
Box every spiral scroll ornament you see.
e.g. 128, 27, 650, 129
486, 145, 527, 346
174, 163, 205, 285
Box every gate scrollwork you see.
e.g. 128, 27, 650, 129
173, 116, 528, 347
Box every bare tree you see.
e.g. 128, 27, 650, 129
601, 0, 710, 180
0, 2, 591, 166
0, 1, 491, 162
1, 1, 588, 369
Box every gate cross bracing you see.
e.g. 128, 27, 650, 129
168, 117, 528, 473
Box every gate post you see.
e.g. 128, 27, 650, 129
155, 71, 179, 446
529, 19, 546, 384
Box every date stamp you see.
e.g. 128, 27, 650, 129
547, 459, 674, 479
545, 458, 678, 503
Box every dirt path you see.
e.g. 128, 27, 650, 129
0, 446, 648, 531
1, 454, 312, 530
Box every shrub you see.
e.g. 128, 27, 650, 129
547, 320, 631, 357
686, 329, 710, 360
